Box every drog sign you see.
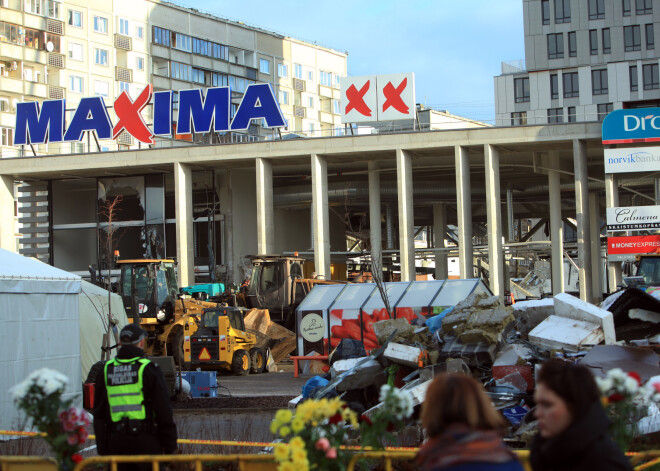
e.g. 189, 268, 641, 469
14, 83, 286, 146
602, 108, 660, 144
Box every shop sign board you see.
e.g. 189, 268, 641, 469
606, 206, 660, 231
604, 147, 660, 173
340, 73, 415, 123
602, 108, 660, 144
13, 83, 286, 146
607, 235, 660, 255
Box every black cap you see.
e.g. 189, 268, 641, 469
120, 324, 147, 344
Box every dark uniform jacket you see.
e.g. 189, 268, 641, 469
93, 345, 178, 455
530, 401, 632, 471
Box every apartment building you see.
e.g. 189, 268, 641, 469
0, 0, 347, 158
494, 0, 660, 126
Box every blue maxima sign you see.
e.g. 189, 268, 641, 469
602, 108, 660, 144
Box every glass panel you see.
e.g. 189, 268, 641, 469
431, 279, 481, 308
362, 282, 410, 311
53, 228, 96, 272
395, 280, 446, 321
296, 284, 345, 311
145, 174, 164, 225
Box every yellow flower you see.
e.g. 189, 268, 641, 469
289, 436, 305, 450
270, 420, 280, 434
291, 418, 304, 433
279, 426, 291, 437
601, 396, 610, 407
274, 443, 289, 461
275, 409, 293, 424
279, 462, 298, 471
290, 447, 308, 464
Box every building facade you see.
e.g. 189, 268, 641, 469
495, 0, 660, 126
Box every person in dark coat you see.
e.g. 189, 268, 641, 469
530, 359, 632, 471
94, 324, 177, 471
416, 373, 524, 471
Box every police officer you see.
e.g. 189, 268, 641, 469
93, 324, 177, 470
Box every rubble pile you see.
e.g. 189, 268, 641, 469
292, 289, 660, 447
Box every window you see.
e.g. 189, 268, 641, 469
24, 0, 42, 15
320, 71, 332, 86
171, 62, 192, 81
0, 127, 13, 147
555, 0, 570, 23
333, 74, 340, 88
567, 106, 577, 122
119, 18, 129, 36
625, 25, 641, 51
68, 42, 82, 61
602, 28, 611, 53
192, 38, 210, 56
191, 68, 205, 84
514, 77, 530, 103
643, 63, 659, 90
212, 72, 227, 87
563, 72, 579, 97
592, 69, 608, 95
597, 103, 613, 121
69, 75, 83, 93
307, 96, 314, 108
277, 63, 288, 78
590, 29, 598, 55
307, 70, 314, 81
333, 99, 341, 114
294, 64, 303, 79
568, 31, 577, 57
153, 26, 170, 46
646, 24, 655, 50
68, 9, 82, 27
589, 0, 605, 19
94, 80, 109, 98
94, 48, 108, 66
548, 108, 563, 123
548, 33, 564, 59
308, 122, 315, 134
0, 98, 9, 112
93, 16, 107, 33
172, 33, 191, 52
119, 81, 130, 94
136, 57, 144, 70
279, 90, 289, 105
46, 0, 59, 18
511, 111, 527, 126
542, 0, 550, 24
551, 74, 559, 99
623, 0, 631, 15
259, 59, 270, 74
637, 0, 652, 14
630, 65, 639, 91
135, 26, 143, 39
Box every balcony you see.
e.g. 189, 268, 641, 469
23, 81, 48, 99
47, 19, 64, 35
293, 78, 305, 92
501, 59, 526, 75
114, 34, 132, 51
0, 76, 23, 94
115, 66, 132, 82
48, 53, 64, 68
48, 85, 65, 100
294, 105, 306, 118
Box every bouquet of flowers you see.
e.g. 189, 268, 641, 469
270, 396, 358, 471
359, 384, 415, 449
10, 368, 90, 471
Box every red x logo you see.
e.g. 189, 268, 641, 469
113, 84, 154, 144
345, 80, 372, 117
382, 78, 409, 114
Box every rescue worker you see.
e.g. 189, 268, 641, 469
93, 324, 177, 470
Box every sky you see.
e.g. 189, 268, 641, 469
186, 0, 526, 124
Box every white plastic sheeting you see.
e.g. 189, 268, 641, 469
0, 249, 81, 433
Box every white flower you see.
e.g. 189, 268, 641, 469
379, 384, 392, 403
596, 376, 613, 394
9, 368, 68, 401
623, 377, 639, 395
607, 368, 627, 382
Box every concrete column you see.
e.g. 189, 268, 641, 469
174, 162, 194, 288
433, 203, 449, 280
589, 191, 603, 301
0, 175, 15, 252
385, 204, 395, 249
311, 153, 331, 279
255, 158, 274, 254
455, 146, 473, 279
368, 161, 382, 270
506, 187, 514, 241
655, 178, 660, 205
396, 149, 416, 281
548, 152, 564, 294
573, 139, 593, 302
605, 173, 622, 292
484, 144, 504, 296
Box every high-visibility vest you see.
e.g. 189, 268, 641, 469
104, 357, 150, 423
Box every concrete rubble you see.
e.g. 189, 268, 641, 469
294, 289, 660, 444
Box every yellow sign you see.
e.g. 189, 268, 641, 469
199, 347, 211, 361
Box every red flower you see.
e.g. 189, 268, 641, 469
386, 421, 395, 432
359, 414, 373, 426
653, 382, 660, 394
608, 393, 625, 403
328, 413, 343, 425
628, 371, 642, 386
71, 453, 83, 464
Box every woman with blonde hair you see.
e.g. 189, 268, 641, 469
416, 373, 523, 471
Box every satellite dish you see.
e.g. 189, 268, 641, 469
46, 41, 54, 52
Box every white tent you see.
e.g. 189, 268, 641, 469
79, 280, 130, 381
0, 248, 81, 433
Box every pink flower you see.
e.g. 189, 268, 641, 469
325, 447, 337, 459
78, 427, 88, 443
67, 434, 78, 445
61, 420, 75, 432
315, 438, 330, 451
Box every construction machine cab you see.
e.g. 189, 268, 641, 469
118, 259, 179, 324
200, 307, 246, 333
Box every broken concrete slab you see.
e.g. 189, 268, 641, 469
554, 293, 616, 344
373, 318, 414, 344
512, 298, 554, 338
330, 357, 384, 392
383, 343, 423, 368
419, 359, 470, 381
439, 335, 497, 366
629, 308, 660, 323
492, 344, 534, 391
363, 379, 432, 418
529, 315, 604, 352
580, 345, 660, 383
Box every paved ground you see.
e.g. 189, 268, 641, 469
217, 369, 311, 397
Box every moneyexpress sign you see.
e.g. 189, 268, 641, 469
607, 235, 660, 255
13, 83, 286, 145
607, 206, 660, 231
602, 108, 660, 145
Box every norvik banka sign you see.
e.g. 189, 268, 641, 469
602, 108, 660, 145
14, 83, 286, 146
